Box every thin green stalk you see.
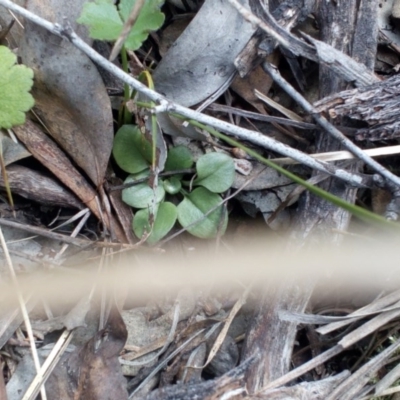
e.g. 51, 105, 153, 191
139, 71, 157, 170
174, 115, 399, 230
120, 45, 132, 126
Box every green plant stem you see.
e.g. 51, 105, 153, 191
120, 46, 132, 126
136, 101, 153, 108
173, 115, 399, 230
151, 113, 157, 171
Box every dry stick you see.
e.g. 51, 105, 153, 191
0, 218, 139, 249
0, 0, 368, 189
273, 145, 400, 166
22, 330, 74, 400
227, 0, 400, 188
262, 62, 400, 188
54, 209, 91, 260
0, 227, 47, 400
208, 103, 317, 129
128, 327, 210, 398
109, 0, 146, 62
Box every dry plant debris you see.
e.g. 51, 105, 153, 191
0, 0, 400, 399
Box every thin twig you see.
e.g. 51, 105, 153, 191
207, 103, 317, 129
0, 218, 140, 249
22, 330, 74, 400
0, 0, 369, 189
109, 0, 146, 61
0, 227, 47, 400
263, 62, 400, 189
272, 145, 400, 165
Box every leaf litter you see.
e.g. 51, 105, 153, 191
1, 0, 400, 399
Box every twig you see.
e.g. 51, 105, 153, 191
0, 218, 139, 249
22, 330, 74, 400
208, 103, 317, 129
273, 145, 400, 165
109, 0, 146, 61
0, 227, 47, 400
263, 62, 400, 189
227, 0, 378, 87
0, 0, 370, 188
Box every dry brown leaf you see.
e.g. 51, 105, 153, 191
46, 308, 128, 400
231, 64, 274, 114
19, 0, 114, 187
12, 120, 103, 220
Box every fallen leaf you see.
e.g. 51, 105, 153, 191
46, 307, 128, 400
153, 0, 255, 106
12, 120, 103, 220
19, 0, 114, 186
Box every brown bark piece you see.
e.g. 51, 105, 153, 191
315, 73, 400, 141
243, 281, 314, 392
0, 165, 82, 209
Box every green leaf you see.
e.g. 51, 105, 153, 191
77, 0, 123, 40
177, 187, 227, 239
119, 0, 165, 51
122, 171, 165, 208
163, 177, 182, 195
133, 201, 177, 244
183, 116, 400, 231
165, 145, 193, 171
113, 125, 153, 174
0, 46, 34, 129
77, 0, 164, 50
194, 152, 235, 193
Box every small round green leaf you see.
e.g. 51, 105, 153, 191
194, 152, 234, 193
177, 187, 227, 239
165, 145, 194, 171
122, 172, 165, 209
113, 125, 152, 174
163, 177, 182, 195
133, 202, 177, 244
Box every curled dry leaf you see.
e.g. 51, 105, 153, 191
18, 0, 114, 186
